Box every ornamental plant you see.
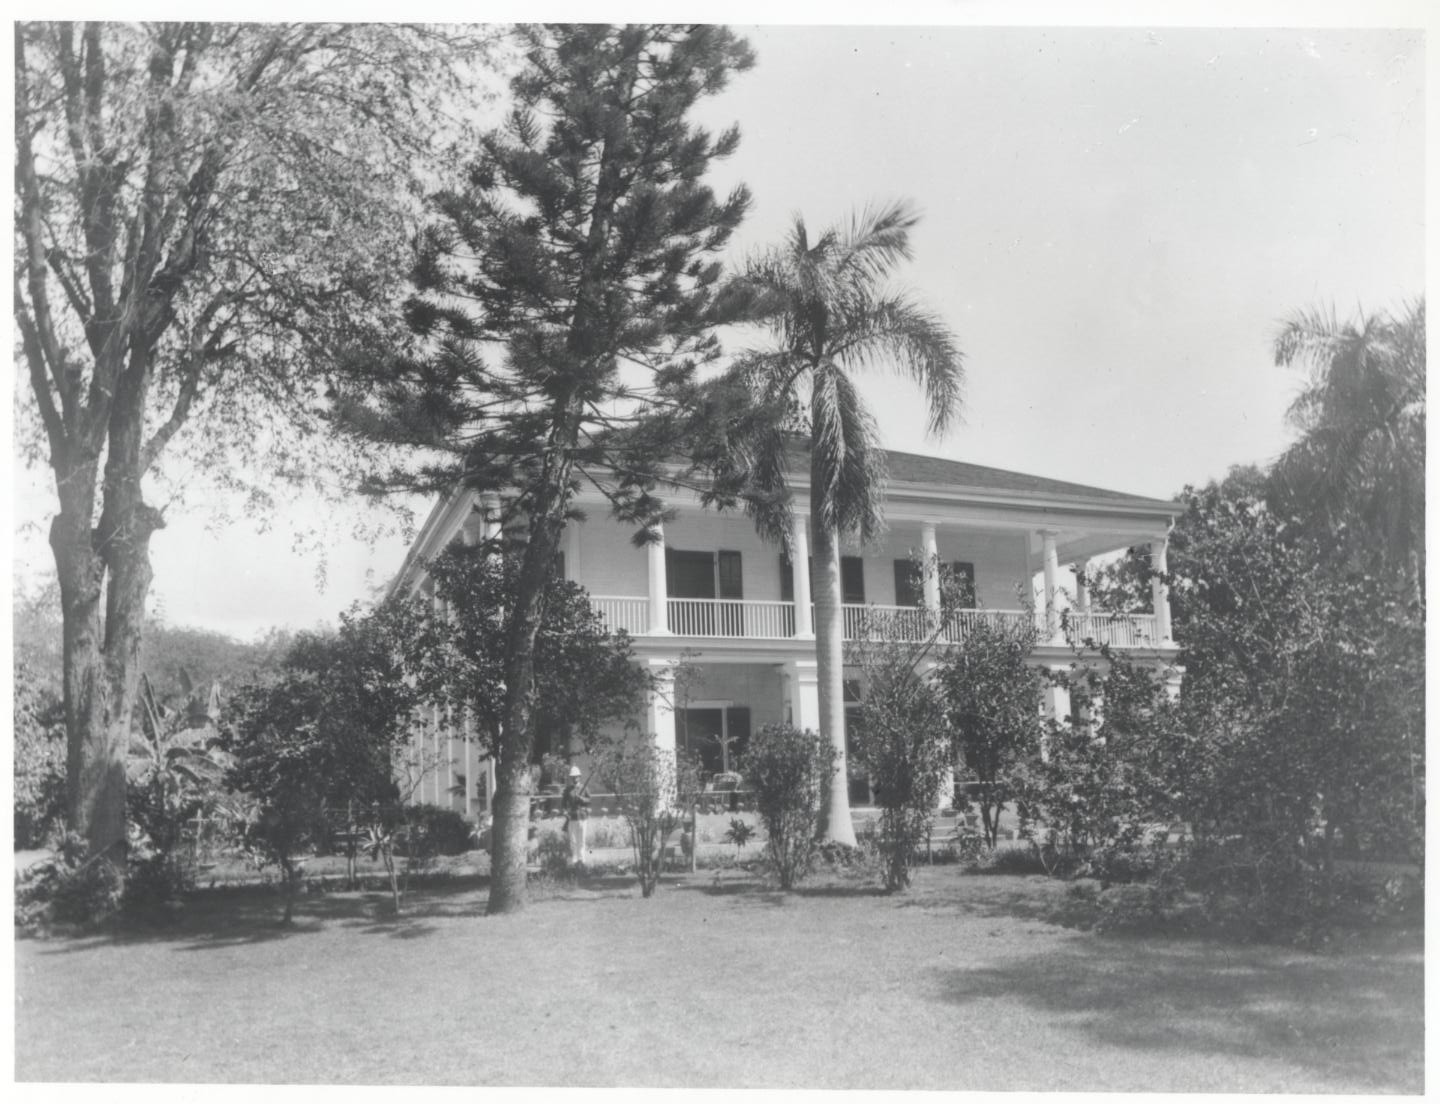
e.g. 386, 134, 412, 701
936, 617, 1043, 849
594, 737, 703, 898
850, 648, 952, 892
741, 724, 836, 890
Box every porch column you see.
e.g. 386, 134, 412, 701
646, 658, 678, 759
647, 521, 670, 634
921, 522, 941, 612
1150, 536, 1173, 645
791, 512, 814, 638
1074, 558, 1090, 612
783, 658, 821, 733
1041, 667, 1071, 741
1040, 530, 1062, 643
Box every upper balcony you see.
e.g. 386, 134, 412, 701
589, 595, 1164, 651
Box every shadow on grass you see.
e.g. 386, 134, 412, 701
668, 871, 888, 907
894, 876, 1100, 929
933, 935, 1423, 1092
29, 877, 496, 954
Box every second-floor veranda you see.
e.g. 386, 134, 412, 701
588, 595, 1165, 651
528, 477, 1180, 655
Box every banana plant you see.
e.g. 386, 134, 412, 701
127, 671, 238, 869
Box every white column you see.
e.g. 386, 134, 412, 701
647, 658, 679, 806
647, 521, 670, 634
783, 659, 821, 733
1150, 537, 1173, 645
1040, 530, 1062, 643
921, 522, 941, 612
646, 659, 678, 757
791, 513, 814, 638
1074, 559, 1090, 613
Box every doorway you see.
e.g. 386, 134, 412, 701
680, 703, 752, 777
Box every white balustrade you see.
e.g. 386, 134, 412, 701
590, 596, 649, 636
666, 598, 795, 638
1063, 611, 1158, 649
589, 596, 1159, 649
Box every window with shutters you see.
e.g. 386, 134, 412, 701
893, 559, 922, 607
665, 549, 743, 635
947, 561, 976, 606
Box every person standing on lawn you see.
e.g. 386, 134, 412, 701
561, 765, 590, 866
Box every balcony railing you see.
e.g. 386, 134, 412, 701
1063, 611, 1159, 649
590, 596, 1160, 649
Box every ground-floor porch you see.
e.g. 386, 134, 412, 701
408, 642, 1182, 821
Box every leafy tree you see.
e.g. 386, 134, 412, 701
338, 24, 755, 914
138, 624, 290, 707
1089, 474, 1422, 928
13, 22, 492, 867
1272, 299, 1425, 599
420, 546, 652, 764
222, 597, 440, 919
717, 203, 964, 845
1159, 483, 1422, 865
741, 724, 836, 890
223, 705, 330, 925
937, 618, 1043, 849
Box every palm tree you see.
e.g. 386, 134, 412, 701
1272, 299, 1425, 600
724, 202, 963, 844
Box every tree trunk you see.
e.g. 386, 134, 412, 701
49, 455, 131, 867
811, 504, 857, 847
486, 497, 568, 915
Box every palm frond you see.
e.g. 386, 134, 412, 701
810, 366, 886, 542
832, 199, 920, 287
831, 290, 964, 436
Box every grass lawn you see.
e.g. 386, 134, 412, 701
14, 863, 1422, 1091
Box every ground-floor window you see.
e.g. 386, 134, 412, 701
680, 705, 751, 778
843, 677, 872, 805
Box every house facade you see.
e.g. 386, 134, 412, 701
392, 450, 1181, 819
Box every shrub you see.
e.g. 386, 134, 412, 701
850, 650, 952, 892
15, 833, 124, 932
403, 804, 473, 856
968, 844, 1049, 876
723, 817, 756, 852
531, 830, 572, 877
14, 659, 67, 849
594, 738, 702, 897
937, 617, 1043, 849
742, 724, 835, 890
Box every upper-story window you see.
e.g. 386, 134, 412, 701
780, 555, 866, 604
894, 559, 976, 607
666, 549, 743, 634
666, 549, 742, 600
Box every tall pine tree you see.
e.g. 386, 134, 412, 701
340, 24, 754, 914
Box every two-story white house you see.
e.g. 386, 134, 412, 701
392, 448, 1180, 819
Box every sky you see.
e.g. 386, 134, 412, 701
8, 10, 1428, 641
